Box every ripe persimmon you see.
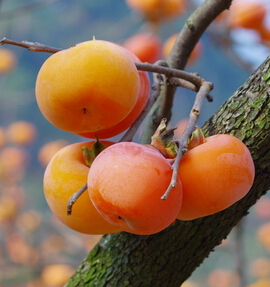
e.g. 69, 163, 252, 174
0, 127, 5, 147
174, 118, 189, 138
126, 0, 186, 22
162, 34, 202, 65
35, 40, 140, 133
6, 121, 37, 146
0, 48, 17, 74
41, 264, 75, 287
122, 33, 161, 63
88, 142, 183, 235
78, 47, 150, 139
227, 1, 267, 31
177, 134, 255, 220
43, 141, 121, 234
38, 140, 69, 167
257, 222, 270, 252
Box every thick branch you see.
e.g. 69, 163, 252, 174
167, 0, 232, 69
65, 53, 270, 287
141, 0, 233, 144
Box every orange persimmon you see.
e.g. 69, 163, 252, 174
88, 142, 183, 235
177, 134, 255, 220
227, 1, 267, 31
78, 47, 150, 139
122, 33, 161, 63
126, 0, 186, 22
43, 141, 120, 234
0, 48, 17, 74
35, 40, 140, 133
6, 121, 37, 146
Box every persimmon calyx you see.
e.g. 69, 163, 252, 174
186, 126, 206, 151
151, 118, 178, 159
82, 137, 107, 166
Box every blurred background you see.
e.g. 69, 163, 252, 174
0, 0, 270, 286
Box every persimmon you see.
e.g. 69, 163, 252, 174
162, 34, 202, 65
0, 48, 17, 74
78, 48, 150, 139
177, 134, 255, 220
126, 0, 186, 22
207, 269, 240, 287
35, 40, 140, 133
174, 118, 189, 138
0, 196, 18, 224
250, 257, 270, 278
122, 33, 161, 63
258, 26, 270, 45
38, 140, 69, 167
88, 142, 183, 235
254, 197, 270, 220
6, 121, 37, 145
41, 264, 75, 287
257, 222, 270, 252
43, 141, 120, 234
0, 146, 28, 183
246, 278, 270, 287
0, 127, 5, 147
227, 1, 267, 31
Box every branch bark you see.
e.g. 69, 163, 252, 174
65, 52, 270, 287
141, 0, 233, 144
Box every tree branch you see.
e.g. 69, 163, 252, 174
161, 81, 213, 200
140, 0, 233, 144
65, 53, 270, 287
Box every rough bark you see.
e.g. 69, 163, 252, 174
65, 54, 270, 287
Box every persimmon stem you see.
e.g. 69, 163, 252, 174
161, 81, 213, 200
67, 183, 87, 215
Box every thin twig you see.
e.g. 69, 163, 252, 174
67, 183, 87, 215
168, 77, 214, 102
136, 62, 203, 89
0, 37, 62, 53
0, 37, 214, 207
120, 82, 161, 142
161, 81, 213, 200
0, 37, 205, 89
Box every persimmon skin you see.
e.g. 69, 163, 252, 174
78, 48, 150, 139
126, 0, 186, 22
35, 40, 140, 133
43, 141, 120, 234
122, 33, 161, 63
6, 121, 37, 146
0, 48, 17, 74
88, 142, 183, 235
177, 134, 255, 221
227, 1, 267, 31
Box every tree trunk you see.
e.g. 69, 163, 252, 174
65, 55, 270, 287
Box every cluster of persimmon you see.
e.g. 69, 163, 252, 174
35, 39, 255, 236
